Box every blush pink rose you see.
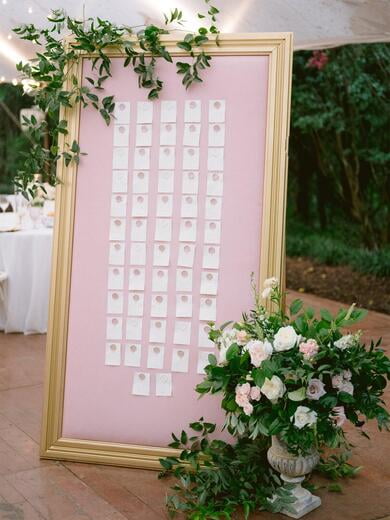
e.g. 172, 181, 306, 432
250, 386, 261, 401
236, 383, 251, 396
243, 402, 254, 416
247, 340, 273, 368
306, 378, 326, 400
236, 330, 249, 346
332, 374, 344, 389
331, 406, 346, 427
235, 392, 249, 407
299, 339, 319, 360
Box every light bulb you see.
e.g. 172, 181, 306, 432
12, 78, 18, 85
28, 6, 33, 14
0, 76, 5, 82
7, 34, 12, 40
2, 0, 8, 5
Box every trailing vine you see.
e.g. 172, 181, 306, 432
13, 0, 220, 198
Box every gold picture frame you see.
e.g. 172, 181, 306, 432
41, 33, 293, 469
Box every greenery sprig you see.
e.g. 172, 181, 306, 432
12, 1, 220, 198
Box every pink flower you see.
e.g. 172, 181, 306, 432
331, 406, 346, 428
306, 378, 326, 400
307, 50, 329, 70
247, 340, 273, 368
236, 330, 249, 346
235, 393, 249, 407
250, 386, 261, 401
299, 339, 319, 360
343, 369, 352, 381
243, 402, 254, 416
236, 383, 251, 396
332, 374, 344, 389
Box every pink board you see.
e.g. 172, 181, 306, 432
62, 55, 269, 446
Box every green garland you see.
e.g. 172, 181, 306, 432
13, 1, 220, 198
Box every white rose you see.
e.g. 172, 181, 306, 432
339, 381, 354, 395
292, 406, 318, 429
334, 334, 354, 350
261, 287, 272, 299
261, 376, 286, 402
264, 277, 279, 288
273, 326, 300, 352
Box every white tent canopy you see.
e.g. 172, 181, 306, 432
0, 0, 389, 82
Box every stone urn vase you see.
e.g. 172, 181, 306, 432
267, 436, 321, 519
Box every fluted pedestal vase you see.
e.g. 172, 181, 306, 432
267, 436, 321, 519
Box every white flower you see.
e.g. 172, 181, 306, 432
332, 374, 344, 389
217, 328, 238, 365
331, 406, 346, 428
342, 369, 352, 381
273, 326, 300, 352
261, 287, 272, 299
217, 344, 229, 366
246, 340, 273, 368
334, 334, 354, 350
292, 406, 318, 429
306, 379, 326, 400
261, 376, 286, 402
339, 381, 354, 395
264, 277, 279, 288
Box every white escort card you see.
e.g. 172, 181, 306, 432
161, 100, 177, 122
176, 294, 192, 318
128, 267, 145, 290
208, 123, 225, 147
183, 123, 201, 146
205, 197, 223, 220
147, 345, 165, 369
181, 195, 198, 218
128, 293, 144, 316
110, 194, 127, 217
136, 124, 152, 146
132, 372, 150, 396
198, 322, 214, 348
174, 320, 191, 345
182, 171, 199, 194
209, 100, 226, 122
184, 100, 201, 122
129, 242, 146, 265
109, 242, 125, 265
153, 243, 170, 266
151, 294, 168, 317
155, 373, 172, 396
152, 268, 168, 292
114, 101, 130, 124
171, 348, 190, 373
200, 271, 219, 295
113, 125, 129, 147
176, 268, 193, 292
133, 147, 150, 170
159, 147, 175, 169
106, 317, 123, 340
179, 219, 197, 242
133, 171, 149, 193
132, 195, 148, 217
131, 219, 147, 242
108, 267, 124, 290
160, 123, 176, 146
124, 344, 142, 367
199, 296, 217, 321
158, 170, 174, 193
182, 147, 200, 170
202, 245, 220, 269
126, 317, 143, 340
112, 147, 129, 169
155, 218, 172, 242
178, 243, 196, 267
206, 172, 224, 196
156, 194, 173, 217
207, 148, 224, 171
149, 319, 167, 343
107, 291, 124, 314
204, 221, 221, 244
137, 101, 153, 123
105, 343, 121, 366
112, 170, 128, 193
109, 218, 126, 241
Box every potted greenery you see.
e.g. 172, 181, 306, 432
161, 278, 390, 518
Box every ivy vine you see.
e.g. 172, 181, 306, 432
13, 1, 220, 198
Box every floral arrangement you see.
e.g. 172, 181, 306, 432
160, 278, 390, 518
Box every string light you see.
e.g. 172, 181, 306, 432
7, 34, 12, 40
12, 78, 18, 86
28, 6, 33, 14
2, 0, 8, 5
0, 76, 5, 83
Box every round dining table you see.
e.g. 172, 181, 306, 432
0, 227, 53, 334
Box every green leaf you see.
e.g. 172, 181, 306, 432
320, 309, 333, 322
289, 299, 303, 315
226, 343, 239, 361
288, 387, 306, 401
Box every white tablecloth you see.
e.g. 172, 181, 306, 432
0, 228, 53, 334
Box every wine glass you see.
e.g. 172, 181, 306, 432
0, 195, 9, 213
29, 205, 42, 229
